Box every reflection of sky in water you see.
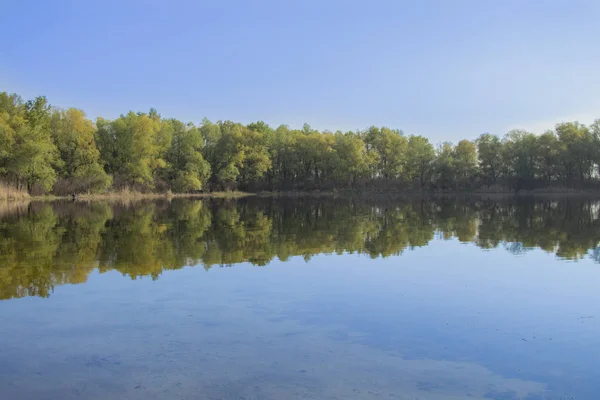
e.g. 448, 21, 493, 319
1, 238, 599, 400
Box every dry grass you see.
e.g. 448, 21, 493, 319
0, 184, 30, 202
205, 191, 253, 198
1, 185, 254, 203
75, 189, 254, 201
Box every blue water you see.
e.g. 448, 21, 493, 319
1, 199, 599, 399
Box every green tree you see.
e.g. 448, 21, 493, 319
96, 111, 170, 189
50, 108, 111, 193
433, 142, 455, 189
502, 130, 539, 189
164, 119, 211, 192
453, 140, 478, 189
476, 133, 504, 186
269, 125, 300, 189
406, 135, 435, 188
332, 132, 378, 186
4, 96, 60, 193
590, 119, 600, 177
536, 131, 561, 184
208, 121, 271, 190
364, 126, 408, 179
555, 122, 594, 185
4, 90, 600, 194
0, 93, 25, 178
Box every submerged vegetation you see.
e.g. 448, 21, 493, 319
1, 197, 600, 299
2, 91, 600, 196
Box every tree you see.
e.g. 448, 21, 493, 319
164, 119, 211, 192
0, 95, 59, 193
406, 135, 435, 188
96, 111, 170, 189
269, 125, 300, 189
364, 126, 408, 180
4, 90, 600, 194
295, 130, 334, 188
50, 108, 111, 193
433, 142, 455, 189
555, 122, 594, 185
502, 130, 539, 189
208, 121, 271, 190
12, 128, 59, 193
476, 133, 504, 186
536, 131, 561, 184
590, 119, 600, 177
0, 93, 25, 177
453, 140, 478, 189
240, 123, 272, 186
332, 132, 378, 186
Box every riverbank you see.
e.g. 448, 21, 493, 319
0, 188, 255, 203
35, 190, 253, 202
74, 190, 252, 201
4, 187, 600, 203
0, 184, 30, 202
256, 188, 600, 199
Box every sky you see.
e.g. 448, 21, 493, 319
1, 0, 599, 142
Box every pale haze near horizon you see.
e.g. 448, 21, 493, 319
1, 0, 599, 143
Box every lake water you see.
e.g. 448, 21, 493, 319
1, 197, 599, 400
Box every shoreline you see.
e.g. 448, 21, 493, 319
256, 189, 600, 199
0, 191, 255, 203
41, 191, 254, 202
4, 188, 600, 203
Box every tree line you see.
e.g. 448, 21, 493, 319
2, 91, 600, 194
2, 197, 599, 299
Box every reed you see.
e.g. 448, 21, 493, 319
0, 184, 30, 202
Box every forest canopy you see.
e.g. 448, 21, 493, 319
1, 91, 600, 194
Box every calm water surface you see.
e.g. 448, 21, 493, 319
1, 197, 599, 400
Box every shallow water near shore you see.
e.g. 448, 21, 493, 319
1, 197, 599, 399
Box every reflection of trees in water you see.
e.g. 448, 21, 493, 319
592, 247, 600, 263
0, 202, 110, 299
1, 197, 600, 299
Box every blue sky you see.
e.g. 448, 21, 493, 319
1, 0, 599, 142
